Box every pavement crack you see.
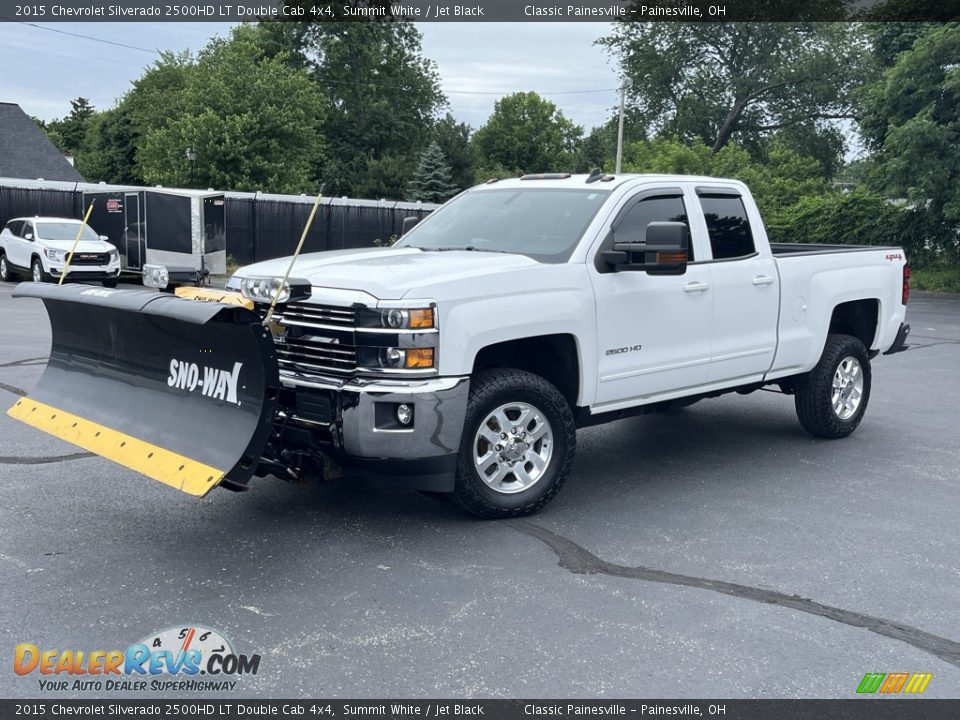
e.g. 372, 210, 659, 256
509, 519, 960, 668
0, 381, 28, 397
0, 357, 47, 368
0, 452, 94, 465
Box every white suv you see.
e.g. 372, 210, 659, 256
0, 216, 122, 287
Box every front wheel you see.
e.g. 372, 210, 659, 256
102, 277, 119, 288
31, 257, 50, 283
0, 252, 12, 282
453, 368, 576, 518
794, 334, 872, 439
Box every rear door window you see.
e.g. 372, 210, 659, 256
699, 194, 755, 260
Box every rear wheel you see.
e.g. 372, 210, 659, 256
794, 334, 871, 439
453, 368, 575, 518
31, 257, 50, 283
0, 252, 11, 282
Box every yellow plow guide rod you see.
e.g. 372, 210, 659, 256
58, 201, 96, 285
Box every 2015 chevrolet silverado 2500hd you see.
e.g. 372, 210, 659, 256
9, 173, 911, 517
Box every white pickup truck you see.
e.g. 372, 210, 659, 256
218, 173, 911, 517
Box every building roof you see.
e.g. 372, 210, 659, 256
0, 102, 85, 183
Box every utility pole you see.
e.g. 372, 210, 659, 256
615, 77, 632, 175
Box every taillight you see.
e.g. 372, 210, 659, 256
902, 264, 910, 305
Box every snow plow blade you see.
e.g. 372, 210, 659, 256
7, 283, 279, 496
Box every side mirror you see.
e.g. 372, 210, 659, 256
642, 222, 689, 276
603, 221, 689, 275
401, 216, 419, 236
99, 235, 109, 241
24, 232, 34, 241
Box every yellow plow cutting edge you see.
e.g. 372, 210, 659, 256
8, 398, 225, 496
7, 282, 279, 495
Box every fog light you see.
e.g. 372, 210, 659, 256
396, 403, 413, 426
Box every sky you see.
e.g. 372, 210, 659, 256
0, 22, 621, 131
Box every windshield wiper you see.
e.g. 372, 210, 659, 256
420, 246, 511, 254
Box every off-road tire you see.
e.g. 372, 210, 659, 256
794, 333, 871, 439
453, 368, 576, 518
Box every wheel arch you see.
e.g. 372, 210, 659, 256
471, 334, 582, 409
828, 298, 880, 350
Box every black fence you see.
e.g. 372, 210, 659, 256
0, 181, 438, 268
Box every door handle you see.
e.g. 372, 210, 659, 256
752, 275, 775, 286
683, 281, 710, 293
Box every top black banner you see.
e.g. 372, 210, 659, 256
1, 0, 958, 22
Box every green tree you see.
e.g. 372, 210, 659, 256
621, 137, 828, 215
433, 113, 476, 191
138, 26, 326, 193
406, 142, 458, 202
765, 189, 938, 267
279, 20, 446, 197
574, 123, 616, 173
41, 97, 96, 155
600, 23, 868, 168
472, 92, 583, 175
74, 52, 194, 184
123, 51, 195, 142
860, 23, 960, 261
33, 117, 65, 154
75, 108, 140, 184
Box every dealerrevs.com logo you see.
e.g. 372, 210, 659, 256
14, 625, 260, 692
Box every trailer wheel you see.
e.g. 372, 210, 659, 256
31, 257, 50, 284
453, 368, 576, 518
794, 333, 872, 439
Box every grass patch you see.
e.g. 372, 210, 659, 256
911, 266, 960, 294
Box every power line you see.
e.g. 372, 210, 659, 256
10, 21, 619, 97
13, 21, 159, 55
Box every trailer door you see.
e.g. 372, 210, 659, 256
202, 196, 227, 274
124, 193, 144, 270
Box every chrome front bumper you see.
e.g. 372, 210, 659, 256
280, 370, 470, 460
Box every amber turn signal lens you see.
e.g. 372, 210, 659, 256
408, 308, 435, 329
657, 252, 688, 264
405, 348, 435, 368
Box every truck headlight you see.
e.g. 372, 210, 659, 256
108, 249, 119, 264
44, 248, 67, 263
242, 277, 290, 304
143, 264, 169, 289
240, 277, 311, 304
377, 347, 434, 370
381, 308, 435, 329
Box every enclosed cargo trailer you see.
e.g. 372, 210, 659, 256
83, 188, 226, 277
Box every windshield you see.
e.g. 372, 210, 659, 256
37, 223, 100, 242
396, 188, 610, 262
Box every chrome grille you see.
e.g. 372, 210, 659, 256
276, 334, 357, 374
276, 301, 359, 376
279, 302, 356, 329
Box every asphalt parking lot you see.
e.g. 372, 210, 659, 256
1, 279, 958, 699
